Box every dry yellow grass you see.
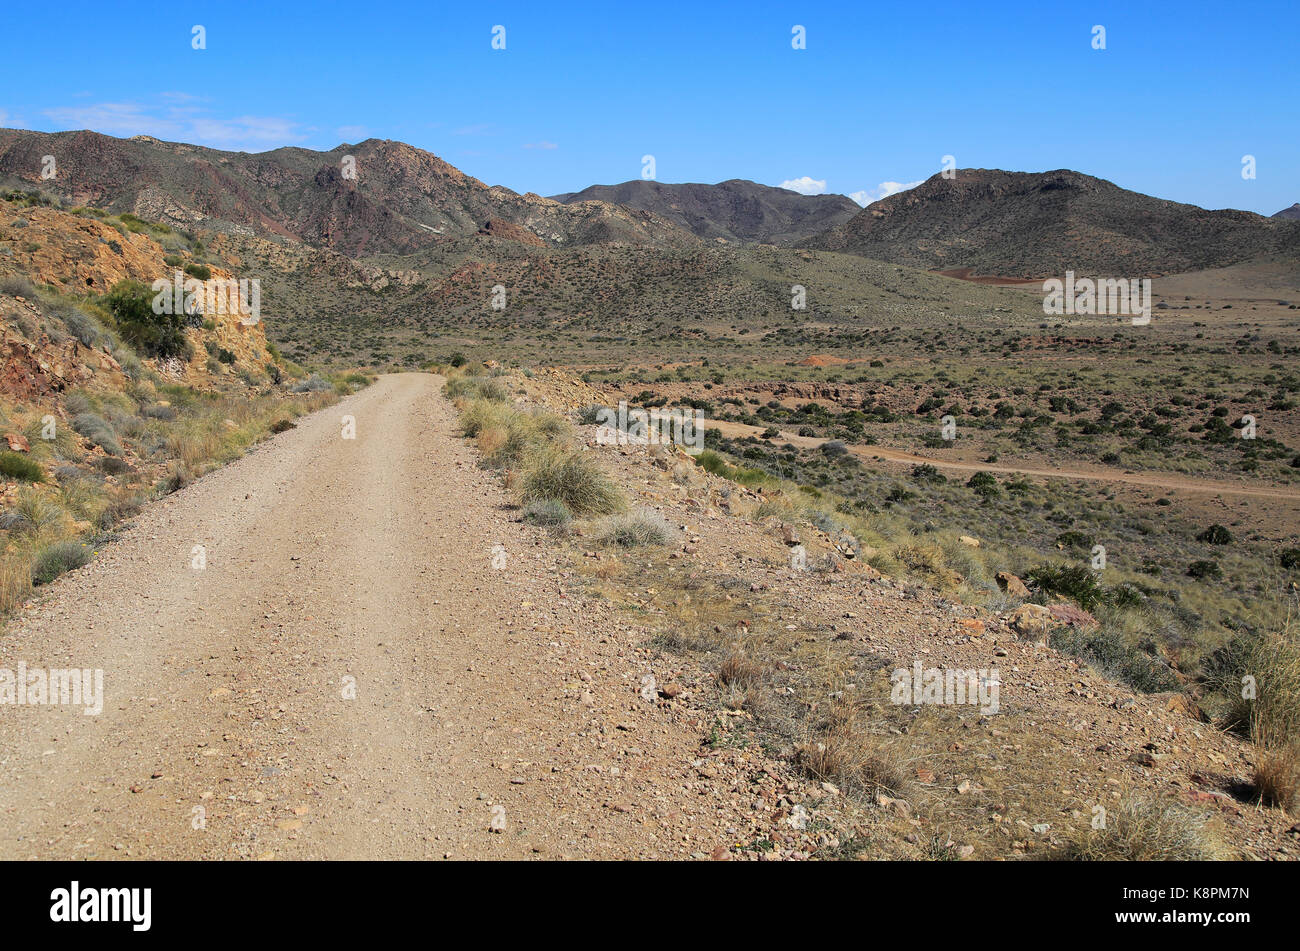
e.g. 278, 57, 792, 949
1061, 796, 1233, 861
1253, 745, 1299, 809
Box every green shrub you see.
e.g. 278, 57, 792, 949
1196, 524, 1234, 545
31, 540, 92, 585
71, 413, 122, 456
820, 439, 849, 458
1026, 563, 1106, 610
106, 279, 190, 359
519, 449, 623, 515
183, 262, 212, 280
966, 470, 1000, 499
0, 451, 44, 482
1055, 530, 1092, 551
1186, 560, 1222, 580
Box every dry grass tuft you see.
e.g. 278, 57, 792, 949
718, 650, 766, 689
1253, 746, 1299, 809
519, 448, 623, 516
794, 703, 912, 798
1061, 796, 1231, 860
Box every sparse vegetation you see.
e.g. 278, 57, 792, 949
0, 451, 44, 482
598, 508, 672, 547
31, 540, 92, 585
519, 448, 623, 516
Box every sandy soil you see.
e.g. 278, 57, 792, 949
0, 374, 753, 859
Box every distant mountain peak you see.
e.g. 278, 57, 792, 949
0, 128, 696, 255
801, 168, 1299, 277
549, 178, 859, 245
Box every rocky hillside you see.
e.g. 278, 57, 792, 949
551, 179, 861, 245
0, 194, 352, 618
1274, 203, 1300, 220
801, 169, 1300, 278
0, 130, 697, 255
0, 195, 273, 385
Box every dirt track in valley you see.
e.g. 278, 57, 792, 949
0, 374, 728, 860
707, 419, 1300, 501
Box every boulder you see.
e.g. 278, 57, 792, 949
995, 571, 1031, 599
1007, 603, 1055, 642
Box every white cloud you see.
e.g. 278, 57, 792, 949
189, 116, 303, 149
523, 141, 557, 150
337, 125, 369, 141
778, 176, 827, 196
42, 100, 307, 152
849, 180, 923, 206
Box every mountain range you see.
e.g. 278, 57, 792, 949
2, 127, 1298, 298
799, 168, 1300, 278
550, 179, 861, 244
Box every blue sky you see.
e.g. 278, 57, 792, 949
3, 0, 1296, 213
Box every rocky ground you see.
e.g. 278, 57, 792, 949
516, 370, 1300, 860
2, 371, 1296, 860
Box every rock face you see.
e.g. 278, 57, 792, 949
0, 203, 167, 294
995, 571, 1031, 599
0, 196, 270, 395
0, 295, 124, 401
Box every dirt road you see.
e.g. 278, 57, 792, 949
707, 419, 1300, 501
0, 373, 720, 860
